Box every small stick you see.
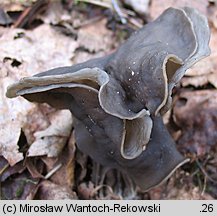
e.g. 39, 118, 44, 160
196, 159, 217, 184
111, 0, 127, 24
76, 0, 111, 8
44, 163, 62, 179
0, 163, 9, 176
14, 0, 49, 28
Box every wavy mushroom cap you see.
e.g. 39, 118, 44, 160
6, 7, 210, 190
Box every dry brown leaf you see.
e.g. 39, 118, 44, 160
39, 1, 70, 25
149, 0, 209, 20
72, 18, 115, 66
22, 104, 51, 144
0, 156, 25, 182
41, 132, 76, 188
37, 180, 77, 200
1, 171, 38, 200
185, 54, 217, 77
72, 50, 107, 65
183, 27, 217, 86
54, 132, 76, 188
0, 8, 13, 25
207, 3, 217, 29
78, 181, 95, 199
182, 28, 217, 88
27, 110, 73, 157
0, 24, 78, 165
181, 73, 217, 88
0, 60, 34, 165
26, 158, 44, 179
0, 0, 29, 12
173, 90, 217, 157
123, 0, 150, 15
77, 18, 114, 53
0, 24, 78, 74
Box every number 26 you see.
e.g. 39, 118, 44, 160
201, 204, 213, 212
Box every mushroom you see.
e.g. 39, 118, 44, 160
6, 7, 210, 191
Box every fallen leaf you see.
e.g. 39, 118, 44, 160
78, 181, 95, 199
0, 24, 78, 74
39, 1, 71, 25
182, 28, 217, 88
0, 0, 32, 12
37, 180, 77, 200
1, 171, 38, 200
207, 2, 217, 29
181, 73, 217, 88
27, 110, 73, 157
22, 104, 51, 144
123, 0, 150, 16
26, 158, 44, 179
173, 90, 217, 157
77, 18, 114, 53
0, 60, 34, 165
41, 132, 76, 188
0, 24, 78, 165
72, 50, 107, 65
0, 159, 26, 182
0, 8, 13, 25
149, 0, 209, 20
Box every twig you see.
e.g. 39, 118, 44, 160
128, 17, 143, 29
0, 163, 10, 199
44, 163, 62, 179
196, 159, 217, 184
13, 0, 49, 28
91, 184, 114, 197
0, 163, 9, 176
75, 15, 104, 28
76, 0, 112, 8
77, 0, 127, 24
201, 176, 207, 196
111, 0, 127, 24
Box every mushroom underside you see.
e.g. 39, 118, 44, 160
8, 80, 188, 191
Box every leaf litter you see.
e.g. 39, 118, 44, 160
0, 0, 217, 199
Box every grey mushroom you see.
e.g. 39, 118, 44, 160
6, 7, 210, 191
